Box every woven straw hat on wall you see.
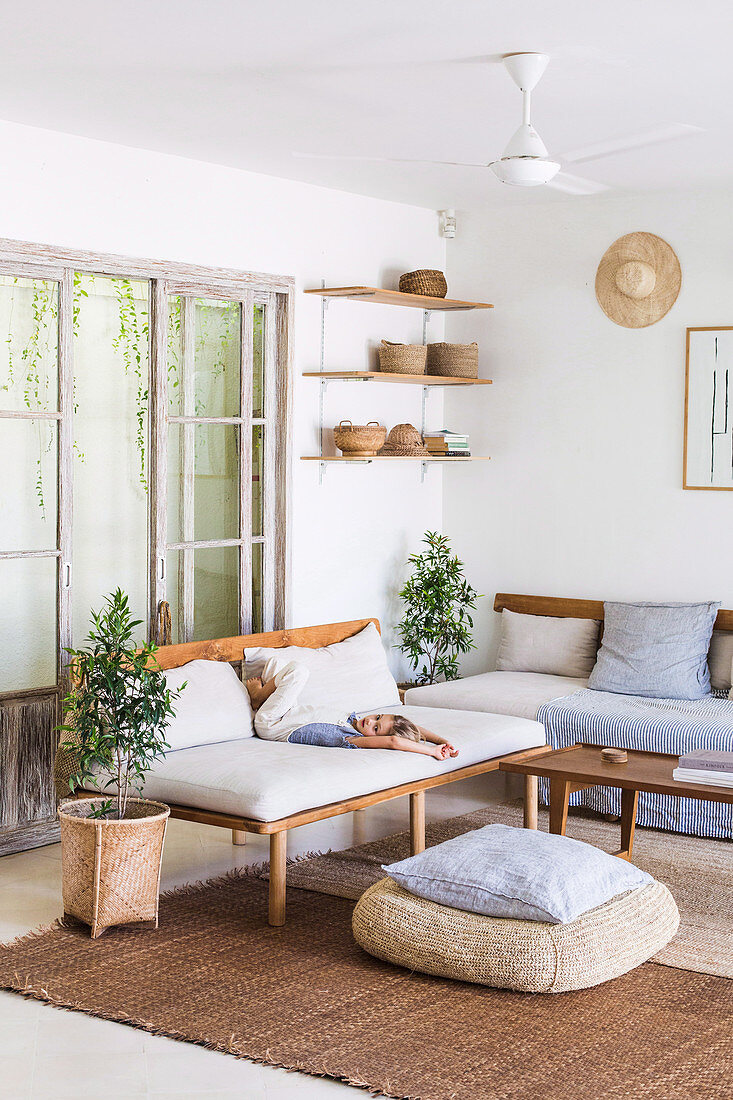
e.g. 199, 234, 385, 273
379, 423, 429, 457
595, 232, 681, 328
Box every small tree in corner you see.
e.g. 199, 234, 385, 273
396, 531, 479, 685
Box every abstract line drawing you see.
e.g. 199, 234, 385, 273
684, 327, 733, 491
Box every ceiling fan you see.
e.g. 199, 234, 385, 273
294, 52, 703, 195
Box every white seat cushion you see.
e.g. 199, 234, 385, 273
404, 671, 587, 721
134, 705, 546, 822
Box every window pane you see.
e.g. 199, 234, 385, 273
253, 303, 264, 418
251, 542, 263, 634
195, 298, 241, 417
0, 557, 56, 691
252, 424, 263, 537
167, 294, 183, 413
0, 419, 57, 551
0, 276, 58, 413
167, 423, 239, 543
72, 273, 149, 647
166, 546, 239, 642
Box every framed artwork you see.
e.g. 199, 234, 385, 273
684, 327, 733, 490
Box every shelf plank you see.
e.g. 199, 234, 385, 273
301, 456, 490, 462
302, 371, 492, 387
304, 286, 493, 311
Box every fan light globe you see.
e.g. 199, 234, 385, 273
490, 157, 561, 187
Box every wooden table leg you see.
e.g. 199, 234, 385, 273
410, 790, 426, 855
549, 778, 571, 835
618, 788, 639, 861
523, 774, 539, 830
268, 830, 287, 927
232, 829, 247, 845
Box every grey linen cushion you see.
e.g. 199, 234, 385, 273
588, 601, 720, 700
495, 609, 600, 678
383, 824, 652, 925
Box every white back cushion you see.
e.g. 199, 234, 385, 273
245, 622, 400, 713
496, 609, 601, 679
163, 660, 254, 751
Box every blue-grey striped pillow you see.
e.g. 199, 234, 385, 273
588, 601, 720, 700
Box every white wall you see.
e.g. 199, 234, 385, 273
444, 186, 733, 673
0, 120, 446, 681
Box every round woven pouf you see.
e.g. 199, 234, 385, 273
352, 877, 679, 994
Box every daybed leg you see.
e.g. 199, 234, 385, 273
232, 829, 248, 845
410, 791, 426, 855
523, 774, 539, 830
268, 830, 287, 927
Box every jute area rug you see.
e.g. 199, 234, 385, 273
281, 801, 733, 979
1, 873, 731, 1100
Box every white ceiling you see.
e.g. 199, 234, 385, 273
2, 0, 731, 208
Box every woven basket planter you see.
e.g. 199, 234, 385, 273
333, 420, 387, 457
426, 342, 479, 379
379, 340, 427, 376
59, 797, 169, 938
398, 269, 448, 298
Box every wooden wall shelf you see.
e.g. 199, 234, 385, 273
302, 456, 490, 463
303, 371, 492, 387
304, 286, 493, 311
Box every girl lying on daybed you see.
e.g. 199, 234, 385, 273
246, 661, 458, 760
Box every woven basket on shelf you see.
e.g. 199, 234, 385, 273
59, 797, 169, 938
426, 342, 479, 379
379, 423, 430, 457
378, 340, 427, 376
398, 269, 448, 298
333, 420, 387, 457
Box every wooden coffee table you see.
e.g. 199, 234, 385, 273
500, 743, 733, 860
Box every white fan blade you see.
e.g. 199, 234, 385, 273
292, 152, 487, 168
561, 123, 703, 166
545, 172, 611, 195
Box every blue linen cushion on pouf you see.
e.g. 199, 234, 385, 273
382, 824, 652, 924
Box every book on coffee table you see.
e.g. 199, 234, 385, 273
678, 749, 733, 773
673, 767, 733, 787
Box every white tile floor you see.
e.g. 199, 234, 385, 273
0, 773, 512, 1099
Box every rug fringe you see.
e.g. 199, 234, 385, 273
0, 979, 425, 1099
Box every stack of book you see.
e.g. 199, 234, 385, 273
673, 750, 733, 788
423, 429, 471, 457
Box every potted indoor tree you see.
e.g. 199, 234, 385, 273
396, 531, 479, 688
57, 589, 182, 938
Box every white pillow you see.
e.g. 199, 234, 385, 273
162, 660, 254, 751
245, 622, 401, 713
496, 609, 600, 679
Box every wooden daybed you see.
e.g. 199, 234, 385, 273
67, 618, 547, 926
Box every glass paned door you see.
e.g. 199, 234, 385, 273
0, 273, 70, 692
153, 289, 273, 643
71, 274, 150, 646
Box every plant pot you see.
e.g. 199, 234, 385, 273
59, 797, 170, 938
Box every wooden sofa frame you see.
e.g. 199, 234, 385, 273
81, 617, 545, 927
494, 592, 733, 633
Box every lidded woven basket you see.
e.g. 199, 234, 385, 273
427, 342, 479, 379
59, 797, 169, 938
333, 420, 387, 457
398, 269, 448, 298
378, 340, 427, 376
379, 422, 429, 456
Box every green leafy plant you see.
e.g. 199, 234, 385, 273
396, 531, 480, 685
59, 589, 183, 820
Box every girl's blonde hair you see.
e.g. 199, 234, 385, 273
390, 714, 421, 742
